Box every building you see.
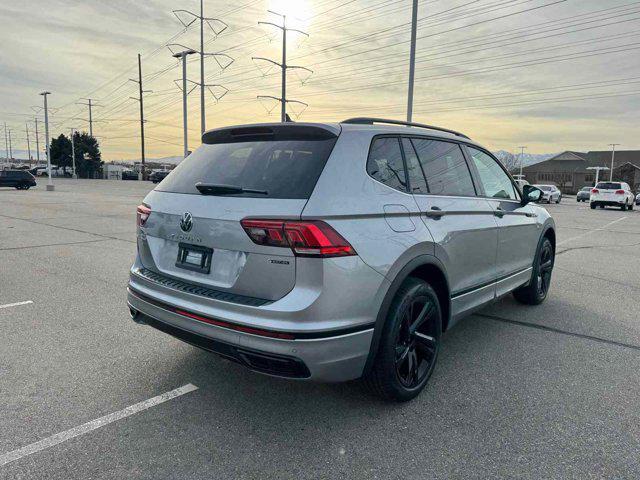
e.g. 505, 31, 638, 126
521, 150, 640, 194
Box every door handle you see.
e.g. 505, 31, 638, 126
424, 206, 445, 219
525, 212, 538, 218
494, 207, 505, 218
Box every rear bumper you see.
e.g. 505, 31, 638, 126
590, 200, 625, 206
127, 287, 374, 382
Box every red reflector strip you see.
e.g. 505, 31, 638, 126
174, 308, 295, 340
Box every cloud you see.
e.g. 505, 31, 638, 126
1, 0, 639, 159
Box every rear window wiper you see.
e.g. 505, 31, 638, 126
195, 182, 268, 196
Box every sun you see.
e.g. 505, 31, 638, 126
268, 0, 311, 27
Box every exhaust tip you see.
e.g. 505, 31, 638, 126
129, 306, 146, 325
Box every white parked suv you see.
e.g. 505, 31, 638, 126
590, 182, 635, 211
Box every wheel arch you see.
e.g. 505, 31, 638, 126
542, 224, 556, 253
363, 255, 450, 376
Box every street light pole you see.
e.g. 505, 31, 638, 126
281, 15, 287, 123
173, 49, 197, 158
3, 123, 8, 163
34, 118, 40, 164
518, 146, 527, 179
407, 0, 418, 123
200, 0, 205, 135
26, 122, 32, 167
40, 91, 54, 191
608, 143, 620, 181
70, 128, 77, 179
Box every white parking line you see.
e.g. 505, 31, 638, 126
0, 300, 33, 310
0, 383, 198, 467
557, 217, 627, 246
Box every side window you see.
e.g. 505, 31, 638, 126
467, 147, 518, 200
401, 138, 428, 194
367, 137, 407, 192
410, 139, 476, 196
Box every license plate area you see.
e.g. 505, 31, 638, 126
176, 243, 213, 274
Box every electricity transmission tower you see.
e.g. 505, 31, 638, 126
76, 98, 99, 137
171, 4, 232, 135
253, 11, 312, 122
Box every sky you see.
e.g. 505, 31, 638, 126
1, 0, 639, 161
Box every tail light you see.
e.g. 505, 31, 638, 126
591, 189, 599, 194
136, 204, 151, 227
241, 219, 356, 257
615, 189, 625, 194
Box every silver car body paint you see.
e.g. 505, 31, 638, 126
128, 122, 554, 382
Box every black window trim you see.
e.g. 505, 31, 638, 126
366, 134, 412, 195
401, 134, 479, 198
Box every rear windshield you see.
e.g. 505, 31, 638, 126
581, 187, 591, 191
537, 185, 552, 191
157, 139, 337, 198
595, 182, 622, 190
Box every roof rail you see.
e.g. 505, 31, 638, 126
341, 117, 470, 139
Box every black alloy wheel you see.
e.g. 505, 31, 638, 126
513, 237, 554, 305
365, 277, 442, 402
536, 240, 554, 299
394, 296, 439, 389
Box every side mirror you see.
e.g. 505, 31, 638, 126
522, 185, 542, 206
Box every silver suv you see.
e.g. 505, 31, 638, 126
127, 118, 555, 402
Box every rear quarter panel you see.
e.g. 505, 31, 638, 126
301, 129, 435, 278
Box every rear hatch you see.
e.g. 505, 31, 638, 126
137, 123, 339, 302
592, 182, 623, 202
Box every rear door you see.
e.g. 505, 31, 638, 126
405, 137, 499, 321
138, 124, 339, 302
464, 146, 539, 296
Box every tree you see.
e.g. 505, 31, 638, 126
496, 151, 519, 173
49, 134, 72, 172
48, 131, 102, 178
74, 132, 102, 178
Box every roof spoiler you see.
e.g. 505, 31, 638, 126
202, 123, 339, 144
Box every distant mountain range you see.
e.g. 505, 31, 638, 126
493, 150, 556, 167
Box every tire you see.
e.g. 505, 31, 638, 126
629, 202, 634, 211
364, 277, 442, 402
622, 203, 627, 211
513, 237, 554, 305
590, 203, 596, 209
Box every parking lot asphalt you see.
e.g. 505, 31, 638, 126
1, 179, 639, 479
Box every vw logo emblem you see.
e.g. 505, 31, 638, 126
180, 212, 193, 232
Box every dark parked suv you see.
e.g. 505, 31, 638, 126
0, 170, 37, 190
